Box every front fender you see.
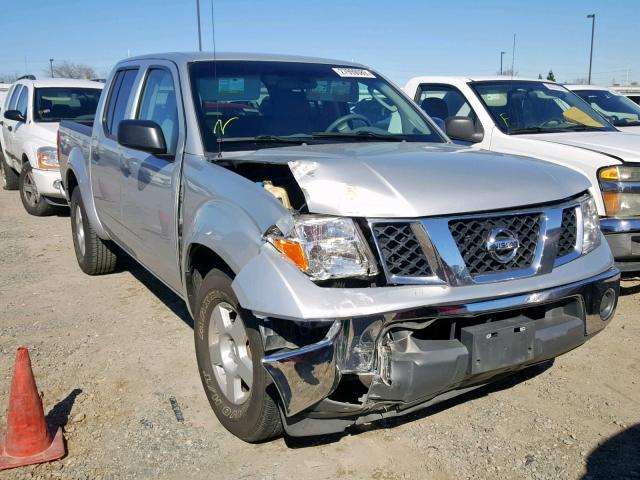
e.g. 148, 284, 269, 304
66, 147, 110, 240
180, 196, 293, 311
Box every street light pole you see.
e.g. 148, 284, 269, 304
49, 58, 54, 78
587, 14, 595, 84
196, 0, 202, 51
500, 51, 506, 75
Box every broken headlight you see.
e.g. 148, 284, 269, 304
266, 215, 378, 281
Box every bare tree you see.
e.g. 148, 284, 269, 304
0, 73, 21, 83
572, 78, 589, 85
49, 61, 97, 80
497, 68, 519, 77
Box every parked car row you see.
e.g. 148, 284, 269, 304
2, 53, 628, 443
0, 77, 103, 214
404, 76, 640, 273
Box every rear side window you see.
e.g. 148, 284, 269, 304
103, 69, 138, 137
7, 85, 22, 111
16, 87, 28, 117
136, 68, 179, 155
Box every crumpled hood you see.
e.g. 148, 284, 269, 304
522, 131, 640, 163
238, 142, 590, 217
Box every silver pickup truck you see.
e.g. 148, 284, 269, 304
58, 52, 619, 442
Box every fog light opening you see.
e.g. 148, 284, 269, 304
599, 288, 616, 321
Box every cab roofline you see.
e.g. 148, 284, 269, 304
120, 51, 368, 69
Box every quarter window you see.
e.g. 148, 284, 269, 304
137, 68, 179, 155
103, 69, 138, 137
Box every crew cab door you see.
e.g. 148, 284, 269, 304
119, 63, 183, 291
2, 85, 27, 163
91, 68, 139, 239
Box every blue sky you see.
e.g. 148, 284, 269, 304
2, 0, 638, 85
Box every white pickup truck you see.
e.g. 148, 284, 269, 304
405, 76, 640, 273
565, 84, 640, 134
0, 78, 103, 215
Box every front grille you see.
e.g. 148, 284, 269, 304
557, 207, 578, 258
449, 214, 541, 276
372, 223, 432, 278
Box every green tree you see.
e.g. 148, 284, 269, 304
546, 70, 556, 82
538, 73, 543, 79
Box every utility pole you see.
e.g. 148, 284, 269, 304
49, 58, 54, 78
500, 51, 506, 75
587, 14, 595, 84
511, 34, 516, 79
196, 0, 203, 51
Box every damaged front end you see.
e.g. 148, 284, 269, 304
261, 269, 619, 437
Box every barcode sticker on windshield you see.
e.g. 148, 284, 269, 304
542, 83, 565, 91
332, 67, 376, 78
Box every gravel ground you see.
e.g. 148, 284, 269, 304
0, 187, 639, 480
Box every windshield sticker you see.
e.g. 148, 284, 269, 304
332, 67, 376, 79
218, 78, 245, 95
542, 83, 565, 92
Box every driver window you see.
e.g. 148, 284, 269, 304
137, 68, 179, 155
417, 84, 477, 124
16, 87, 28, 117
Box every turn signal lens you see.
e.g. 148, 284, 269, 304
602, 192, 621, 215
599, 166, 620, 181
273, 239, 308, 272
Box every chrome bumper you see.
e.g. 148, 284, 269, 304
262, 268, 619, 418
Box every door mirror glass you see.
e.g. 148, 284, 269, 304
117, 119, 167, 155
445, 116, 483, 143
4, 109, 25, 123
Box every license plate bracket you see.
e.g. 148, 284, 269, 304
460, 316, 535, 375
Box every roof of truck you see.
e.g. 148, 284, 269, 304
564, 84, 611, 91
123, 51, 367, 68
407, 75, 555, 84
14, 78, 104, 89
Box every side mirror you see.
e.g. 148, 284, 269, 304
4, 110, 25, 123
445, 116, 484, 143
117, 119, 167, 155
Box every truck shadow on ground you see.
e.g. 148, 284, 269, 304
125, 258, 193, 328
284, 360, 555, 448
582, 423, 640, 479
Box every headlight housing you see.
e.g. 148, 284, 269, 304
266, 215, 378, 281
36, 147, 59, 170
598, 165, 640, 217
580, 195, 601, 255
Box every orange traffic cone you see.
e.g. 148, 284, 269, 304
0, 347, 65, 471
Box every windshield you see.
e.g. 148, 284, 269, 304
573, 89, 640, 126
471, 81, 615, 134
34, 87, 102, 122
189, 61, 444, 152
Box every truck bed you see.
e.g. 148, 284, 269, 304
58, 120, 94, 186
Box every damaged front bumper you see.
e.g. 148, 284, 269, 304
261, 268, 619, 436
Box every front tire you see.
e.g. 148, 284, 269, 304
19, 163, 56, 216
70, 188, 119, 275
194, 270, 283, 442
1, 155, 19, 190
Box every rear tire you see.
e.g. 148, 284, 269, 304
70, 187, 119, 275
194, 269, 283, 442
2, 155, 19, 191
19, 163, 56, 216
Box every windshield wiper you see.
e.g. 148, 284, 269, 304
217, 134, 313, 144
311, 131, 407, 142
509, 125, 607, 135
